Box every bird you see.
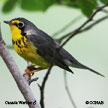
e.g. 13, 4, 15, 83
4, 17, 104, 78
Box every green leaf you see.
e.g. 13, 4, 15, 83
2, 0, 17, 13
57, 0, 78, 8
20, 0, 56, 11
100, 0, 108, 3
76, 0, 98, 17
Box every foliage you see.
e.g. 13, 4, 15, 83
2, 0, 17, 13
20, 0, 56, 11
100, 0, 108, 3
1, 0, 108, 17
76, 0, 97, 17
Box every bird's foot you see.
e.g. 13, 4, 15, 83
23, 65, 45, 80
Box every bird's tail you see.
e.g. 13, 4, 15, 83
69, 62, 105, 77
83, 65, 105, 77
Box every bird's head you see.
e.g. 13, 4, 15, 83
4, 17, 37, 38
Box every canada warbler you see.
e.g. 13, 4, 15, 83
4, 18, 104, 77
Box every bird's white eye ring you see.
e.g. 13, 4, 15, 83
18, 22, 24, 28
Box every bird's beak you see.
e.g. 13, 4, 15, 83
4, 21, 11, 25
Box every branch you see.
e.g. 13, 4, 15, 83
39, 52, 56, 108
29, 77, 39, 85
80, 15, 108, 33
64, 70, 77, 108
0, 26, 40, 108
60, 2, 108, 48
57, 14, 108, 43
39, 2, 108, 108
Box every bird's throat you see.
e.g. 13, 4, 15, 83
10, 25, 22, 41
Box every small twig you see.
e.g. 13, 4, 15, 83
39, 65, 53, 108
80, 15, 108, 33
57, 14, 108, 43
29, 77, 39, 85
64, 70, 77, 108
39, 51, 56, 108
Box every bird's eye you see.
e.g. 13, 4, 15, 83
17, 22, 24, 28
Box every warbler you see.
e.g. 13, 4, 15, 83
4, 17, 104, 77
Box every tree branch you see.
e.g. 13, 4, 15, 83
60, 2, 108, 48
39, 52, 56, 108
80, 15, 108, 33
0, 26, 40, 108
39, 2, 108, 108
57, 14, 108, 43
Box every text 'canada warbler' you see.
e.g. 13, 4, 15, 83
4, 18, 104, 77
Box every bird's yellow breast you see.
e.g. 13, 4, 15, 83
9, 25, 49, 68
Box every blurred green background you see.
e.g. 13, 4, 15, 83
0, 0, 108, 108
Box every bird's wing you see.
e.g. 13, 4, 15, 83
27, 29, 73, 73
